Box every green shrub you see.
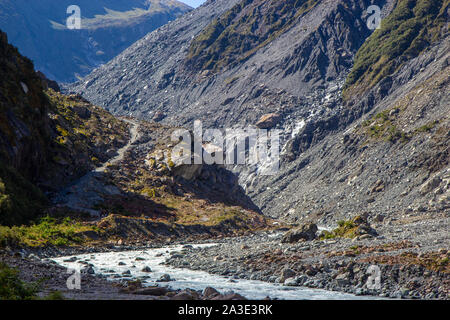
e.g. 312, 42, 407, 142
320, 218, 359, 239
0, 263, 39, 300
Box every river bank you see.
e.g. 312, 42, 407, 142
164, 216, 449, 300
1, 214, 448, 300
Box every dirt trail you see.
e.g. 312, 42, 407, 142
95, 119, 140, 172
52, 119, 140, 216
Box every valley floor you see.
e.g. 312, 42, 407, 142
165, 215, 449, 299
1, 212, 448, 300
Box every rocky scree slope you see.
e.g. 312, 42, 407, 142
0, 0, 191, 82
69, 0, 394, 127
249, 0, 450, 224
0, 29, 267, 242
69, 0, 449, 226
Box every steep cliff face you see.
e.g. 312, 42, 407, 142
0, 31, 52, 184
0, 30, 130, 225
68, 0, 449, 224
0, 0, 191, 82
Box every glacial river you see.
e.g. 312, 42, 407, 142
52, 244, 374, 300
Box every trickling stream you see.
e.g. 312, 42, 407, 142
52, 244, 374, 300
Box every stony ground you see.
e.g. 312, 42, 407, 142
1, 211, 447, 300
0, 248, 245, 300
165, 214, 449, 300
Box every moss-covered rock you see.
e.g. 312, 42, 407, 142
320, 215, 377, 240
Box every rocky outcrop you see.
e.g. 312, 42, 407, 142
255, 113, 281, 129
281, 223, 318, 243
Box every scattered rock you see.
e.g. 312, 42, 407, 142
280, 267, 296, 282
255, 113, 281, 129
281, 223, 318, 243
157, 274, 173, 282
134, 286, 168, 296
202, 287, 220, 299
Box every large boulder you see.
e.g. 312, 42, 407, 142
281, 223, 318, 243
352, 216, 378, 237
172, 164, 203, 181
255, 113, 281, 129
280, 267, 296, 282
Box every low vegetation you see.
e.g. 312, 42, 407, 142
46, 89, 130, 166
0, 263, 66, 300
0, 263, 40, 300
320, 218, 360, 240
0, 216, 99, 248
361, 251, 450, 273
186, 0, 319, 72
344, 0, 448, 97
361, 109, 441, 144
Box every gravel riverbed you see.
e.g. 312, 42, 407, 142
164, 216, 449, 300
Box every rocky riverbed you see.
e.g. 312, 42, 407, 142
164, 216, 449, 300
1, 214, 448, 300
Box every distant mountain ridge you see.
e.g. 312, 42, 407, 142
0, 0, 191, 82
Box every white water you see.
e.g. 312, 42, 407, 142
52, 244, 373, 300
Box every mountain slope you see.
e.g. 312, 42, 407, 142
0, 29, 266, 238
0, 0, 191, 82
68, 0, 397, 128
69, 0, 448, 225
0, 29, 131, 225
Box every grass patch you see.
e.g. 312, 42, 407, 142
0, 216, 98, 248
362, 109, 410, 143
0, 263, 40, 300
344, 0, 448, 97
415, 120, 439, 133
361, 108, 441, 143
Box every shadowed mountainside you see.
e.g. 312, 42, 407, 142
0, 0, 191, 82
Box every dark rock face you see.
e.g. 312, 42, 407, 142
0, 31, 52, 181
0, 30, 131, 225
37, 72, 60, 92
0, 0, 191, 83
281, 223, 318, 243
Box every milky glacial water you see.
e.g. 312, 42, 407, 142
52, 244, 374, 300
